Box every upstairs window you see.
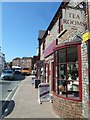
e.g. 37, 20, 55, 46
59, 17, 63, 33
43, 40, 45, 51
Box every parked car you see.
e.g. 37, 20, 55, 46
1, 70, 14, 80
21, 68, 30, 75
12, 66, 21, 74
14, 68, 21, 74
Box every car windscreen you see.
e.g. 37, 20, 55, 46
22, 68, 29, 70
15, 68, 21, 70
4, 70, 13, 74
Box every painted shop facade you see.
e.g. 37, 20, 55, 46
37, 1, 90, 118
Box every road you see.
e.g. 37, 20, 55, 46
0, 73, 25, 118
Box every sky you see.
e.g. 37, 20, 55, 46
1, 2, 61, 62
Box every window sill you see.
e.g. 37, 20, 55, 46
53, 91, 82, 102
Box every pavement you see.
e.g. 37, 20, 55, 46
2, 76, 59, 119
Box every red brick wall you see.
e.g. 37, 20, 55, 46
52, 95, 82, 118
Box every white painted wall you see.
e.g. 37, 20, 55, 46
0, 52, 4, 75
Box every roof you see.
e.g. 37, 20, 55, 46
38, 2, 69, 45
13, 57, 21, 60
38, 30, 46, 40
22, 57, 32, 59
42, 2, 69, 40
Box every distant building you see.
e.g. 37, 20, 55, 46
33, 56, 39, 64
21, 57, 32, 69
12, 57, 33, 69
38, 30, 46, 60
0, 51, 5, 75
12, 57, 21, 67
32, 55, 39, 69
36, 30, 46, 79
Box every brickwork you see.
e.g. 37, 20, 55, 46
45, 20, 59, 49
44, 11, 85, 118
12, 58, 21, 66
44, 20, 59, 87
40, 2, 90, 119
53, 95, 82, 118
40, 43, 45, 60
81, 42, 89, 118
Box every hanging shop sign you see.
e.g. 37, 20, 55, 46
82, 31, 90, 42
62, 8, 85, 32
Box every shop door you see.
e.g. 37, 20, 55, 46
44, 63, 46, 83
46, 63, 49, 83
47, 64, 49, 83
51, 62, 54, 91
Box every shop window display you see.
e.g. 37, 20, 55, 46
54, 44, 82, 99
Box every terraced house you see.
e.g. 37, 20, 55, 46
38, 1, 90, 118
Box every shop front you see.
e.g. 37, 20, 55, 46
53, 42, 82, 99
38, 3, 89, 118
82, 31, 90, 118
52, 41, 83, 118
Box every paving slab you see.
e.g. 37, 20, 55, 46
4, 76, 59, 118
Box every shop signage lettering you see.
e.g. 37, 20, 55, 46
63, 19, 85, 27
62, 8, 85, 32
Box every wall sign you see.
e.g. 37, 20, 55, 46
62, 8, 85, 32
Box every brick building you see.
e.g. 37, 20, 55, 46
32, 55, 39, 69
0, 51, 5, 75
38, 1, 90, 118
37, 30, 46, 80
12, 57, 32, 69
12, 57, 21, 67
21, 57, 32, 69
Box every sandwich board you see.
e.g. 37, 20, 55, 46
38, 83, 53, 104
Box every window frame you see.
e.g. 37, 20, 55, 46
43, 39, 45, 51
53, 42, 82, 101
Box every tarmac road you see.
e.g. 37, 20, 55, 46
0, 73, 25, 119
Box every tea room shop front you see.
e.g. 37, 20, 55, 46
52, 41, 84, 118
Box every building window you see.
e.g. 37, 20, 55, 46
43, 40, 45, 51
59, 17, 63, 33
53, 42, 82, 100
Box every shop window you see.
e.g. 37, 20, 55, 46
54, 44, 82, 100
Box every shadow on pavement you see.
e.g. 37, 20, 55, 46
13, 73, 25, 81
1, 100, 15, 119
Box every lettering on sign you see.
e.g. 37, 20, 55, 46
63, 19, 85, 27
62, 8, 85, 32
